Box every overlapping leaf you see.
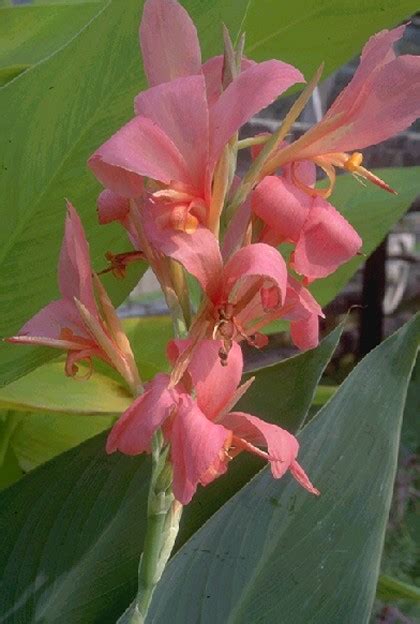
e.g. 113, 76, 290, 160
0, 324, 341, 623
148, 315, 420, 624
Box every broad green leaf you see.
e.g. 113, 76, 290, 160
148, 315, 420, 624
265, 167, 420, 334
0, 361, 132, 414
0, 325, 341, 624
0, 64, 29, 86
245, 0, 418, 78
0, 3, 102, 79
377, 574, 420, 603
10, 411, 112, 472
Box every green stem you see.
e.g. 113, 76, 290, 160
128, 434, 183, 623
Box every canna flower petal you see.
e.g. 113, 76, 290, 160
290, 315, 320, 352
168, 394, 231, 504
97, 189, 130, 225
88, 116, 193, 197
134, 75, 209, 190
288, 26, 420, 159
57, 202, 97, 315
222, 243, 288, 308
290, 197, 362, 281
106, 374, 175, 455
252, 175, 309, 244
140, 0, 202, 87
209, 60, 304, 165
201, 55, 255, 107
168, 339, 244, 422
221, 411, 319, 494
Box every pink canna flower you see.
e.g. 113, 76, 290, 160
7, 203, 140, 392
107, 339, 319, 504
252, 160, 362, 282
262, 25, 420, 196
88, 0, 304, 235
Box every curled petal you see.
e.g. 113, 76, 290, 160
290, 314, 320, 351
223, 243, 288, 307
106, 374, 175, 455
168, 395, 231, 504
252, 176, 309, 244
140, 0, 202, 87
291, 198, 362, 280
11, 299, 89, 344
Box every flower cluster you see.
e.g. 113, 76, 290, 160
10, 0, 420, 505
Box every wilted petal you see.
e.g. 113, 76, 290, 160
210, 60, 304, 164
88, 116, 192, 196
58, 202, 97, 315
140, 0, 202, 87
106, 374, 175, 455
291, 197, 362, 280
169, 395, 231, 504
252, 176, 309, 243
135, 75, 209, 189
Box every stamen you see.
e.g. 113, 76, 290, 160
343, 152, 363, 172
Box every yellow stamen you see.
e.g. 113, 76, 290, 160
343, 152, 363, 172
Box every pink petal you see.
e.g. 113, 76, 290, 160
188, 340, 244, 421
290, 460, 320, 495
282, 277, 323, 322
291, 197, 362, 280
222, 412, 296, 477
209, 60, 304, 164
168, 394, 230, 504
141, 201, 224, 298
222, 197, 251, 260
12, 299, 89, 344
59, 202, 97, 315
106, 374, 175, 455
222, 243, 288, 307
97, 190, 130, 225
221, 411, 318, 493
290, 314, 320, 351
252, 176, 309, 243
140, 0, 202, 87
135, 75, 209, 190
201, 55, 255, 107
327, 26, 405, 120
88, 116, 192, 196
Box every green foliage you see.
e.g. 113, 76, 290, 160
245, 0, 418, 78
0, 2, 102, 83
148, 315, 420, 624
0, 361, 131, 414
0, 324, 340, 623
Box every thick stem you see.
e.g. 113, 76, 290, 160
128, 435, 183, 623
